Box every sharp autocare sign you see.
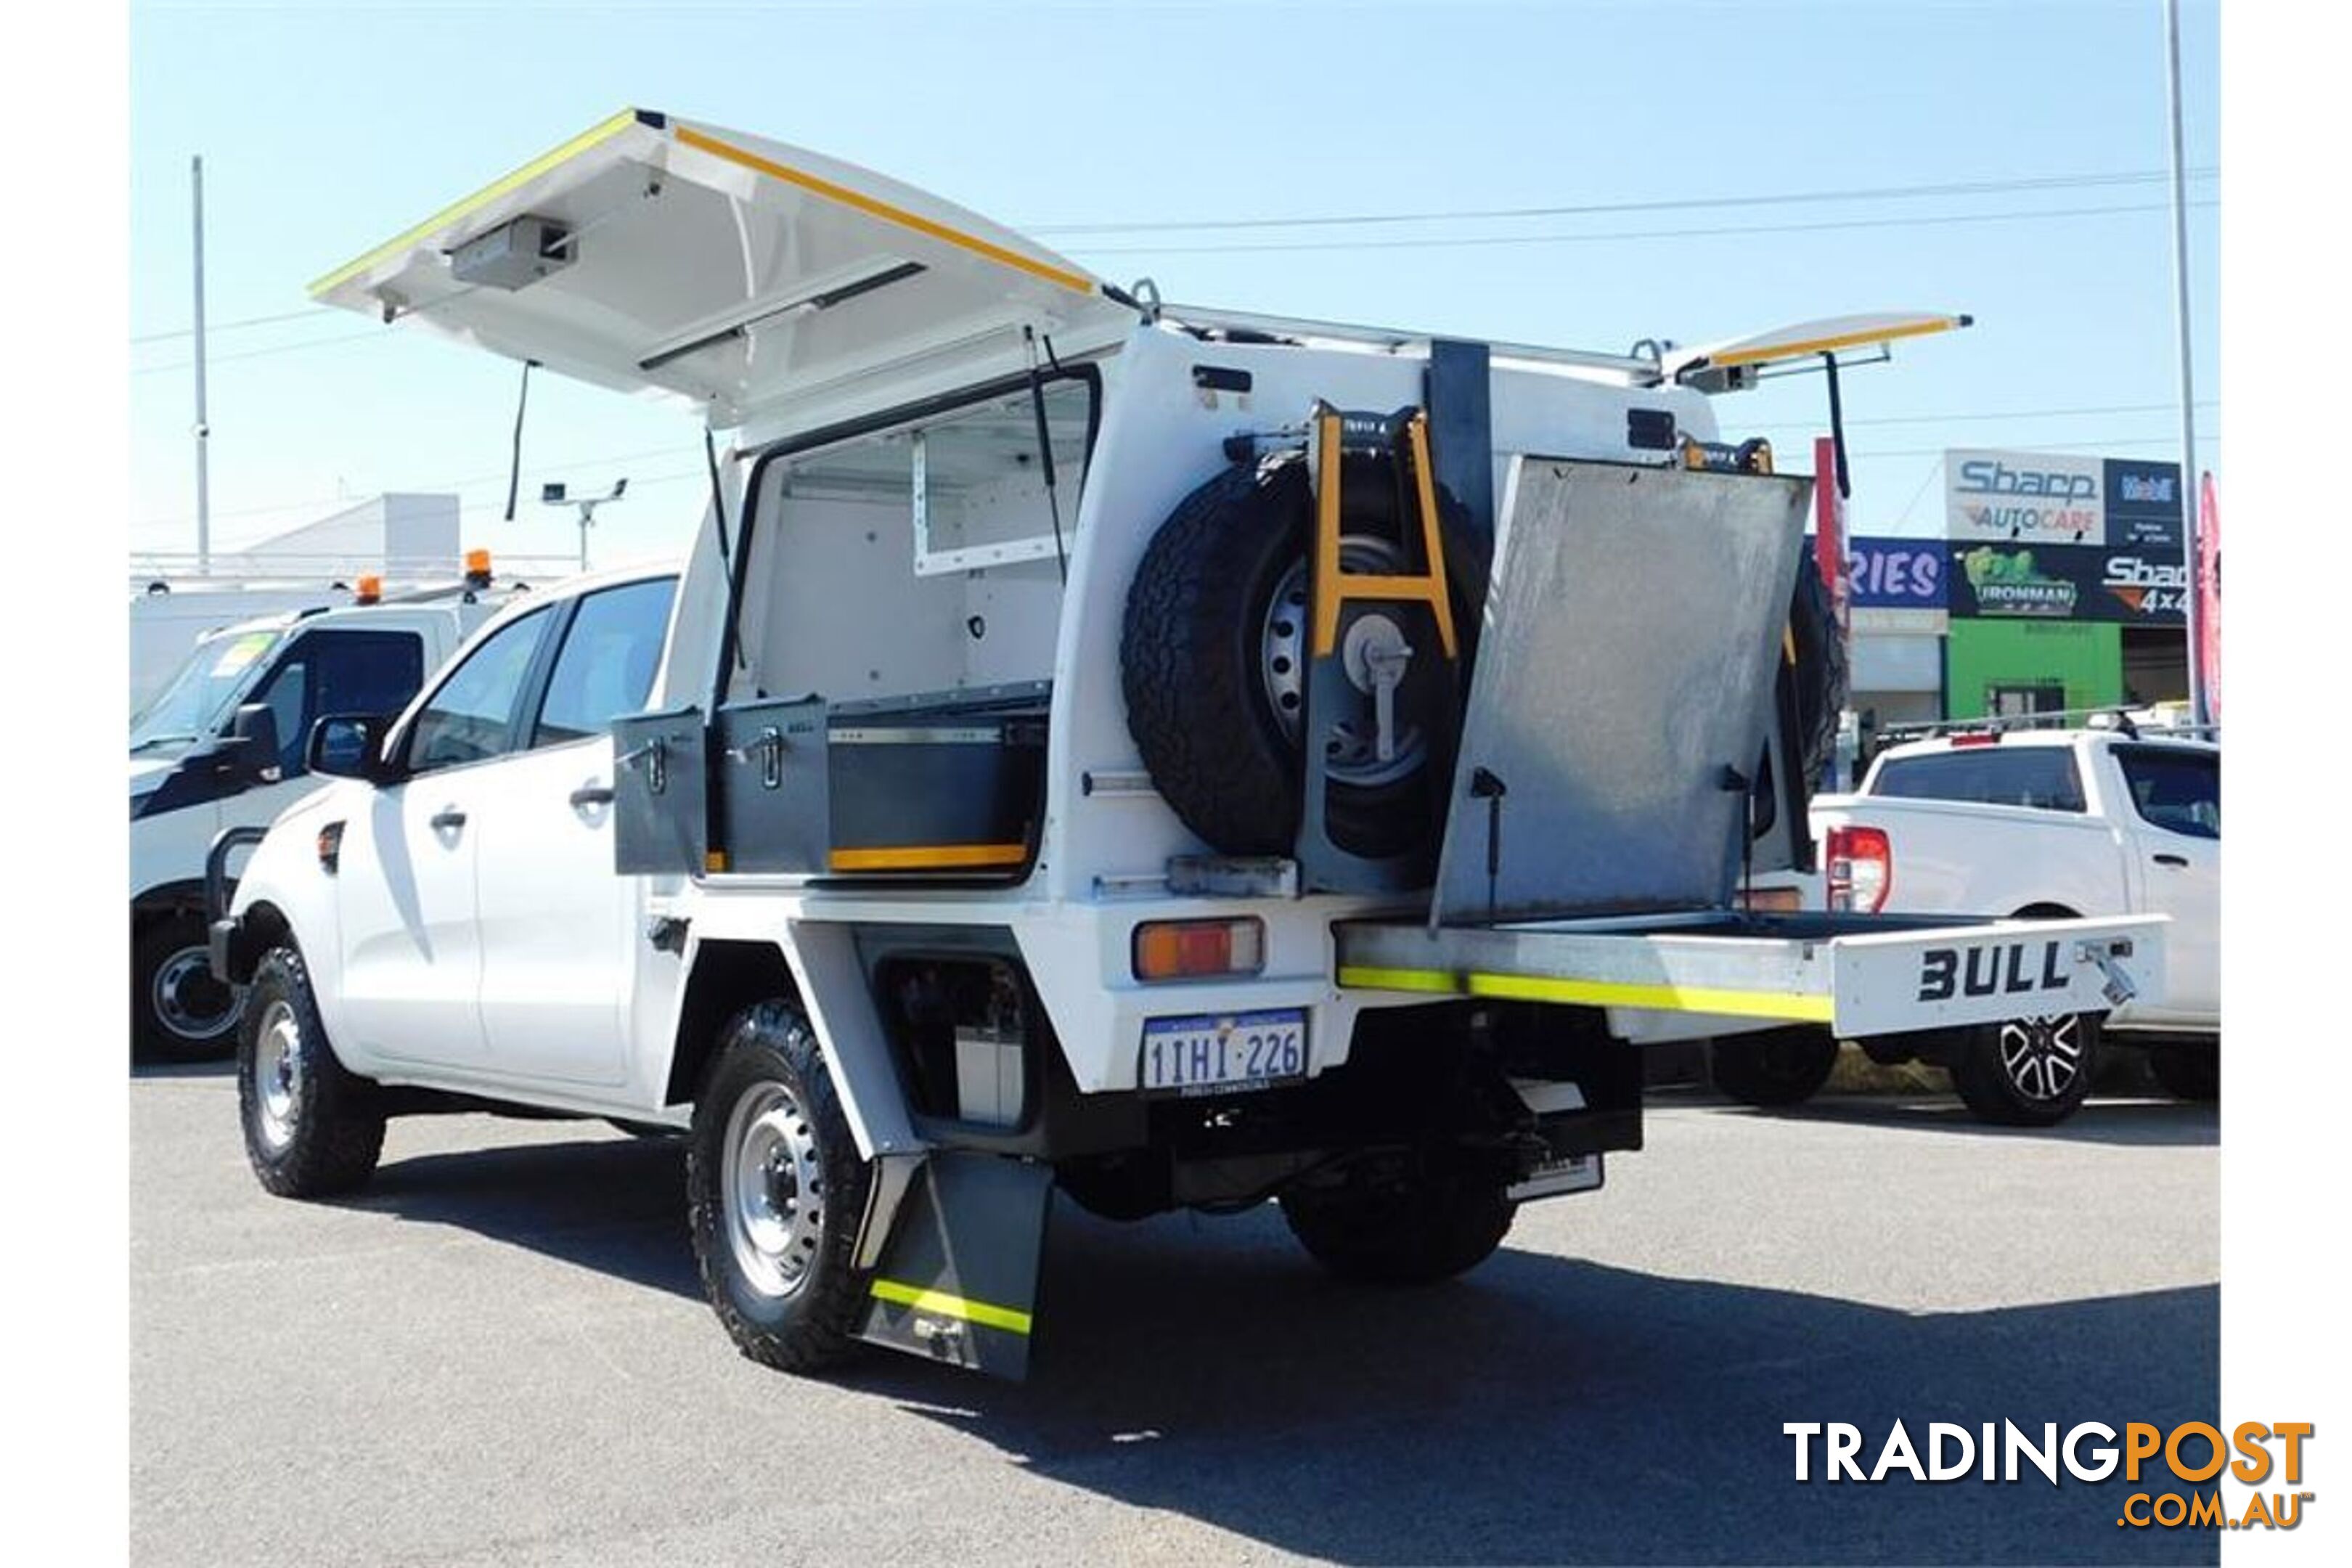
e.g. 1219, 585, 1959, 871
1946, 450, 2104, 545
1783, 1420, 2316, 1532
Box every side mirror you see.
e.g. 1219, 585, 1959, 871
307, 713, 393, 781
224, 703, 284, 785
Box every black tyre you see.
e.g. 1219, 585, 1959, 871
1280, 1161, 1515, 1285
237, 946, 385, 1197
1121, 455, 1469, 859
687, 1000, 873, 1373
1787, 540, 1850, 793
2147, 1040, 2220, 1103
1710, 1026, 1839, 1108
134, 912, 244, 1062
1949, 1012, 2101, 1127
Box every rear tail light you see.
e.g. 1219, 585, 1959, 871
1825, 825, 1892, 914
1133, 918, 1265, 981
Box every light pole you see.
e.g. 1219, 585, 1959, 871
542, 478, 629, 572
2162, 0, 2208, 727
192, 155, 211, 574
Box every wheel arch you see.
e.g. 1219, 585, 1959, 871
2012, 902, 2082, 920
664, 927, 922, 1161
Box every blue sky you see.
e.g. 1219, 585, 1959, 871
127, 0, 2219, 569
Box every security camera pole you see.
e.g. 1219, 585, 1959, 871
542, 477, 629, 572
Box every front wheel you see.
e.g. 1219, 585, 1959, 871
1949, 1013, 2101, 1127
1279, 1161, 1516, 1284
237, 947, 385, 1196
1710, 1026, 1839, 1108
687, 1000, 873, 1373
134, 912, 244, 1062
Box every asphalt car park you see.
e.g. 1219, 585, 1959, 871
131, 1061, 2216, 1567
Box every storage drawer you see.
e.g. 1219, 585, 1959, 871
828, 717, 1045, 875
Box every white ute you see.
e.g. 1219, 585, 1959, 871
132, 573, 513, 1058
1782, 719, 2218, 1119
210, 110, 2164, 1379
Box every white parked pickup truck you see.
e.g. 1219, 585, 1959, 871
206, 109, 2163, 1381
1712, 722, 2216, 1124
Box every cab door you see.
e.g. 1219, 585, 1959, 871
335, 606, 558, 1069
2111, 745, 2221, 1024
471, 576, 678, 1087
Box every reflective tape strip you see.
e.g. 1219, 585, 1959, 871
310, 107, 648, 296
674, 126, 1098, 297
1700, 316, 1967, 371
869, 1278, 1033, 1335
1336, 964, 1834, 1022
828, 843, 1029, 872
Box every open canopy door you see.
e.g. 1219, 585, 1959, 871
311, 109, 1133, 425
1662, 311, 1970, 393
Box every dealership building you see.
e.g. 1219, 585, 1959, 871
1841, 448, 2192, 732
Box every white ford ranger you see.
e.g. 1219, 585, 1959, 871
208, 110, 2163, 1379
1801, 723, 2218, 1114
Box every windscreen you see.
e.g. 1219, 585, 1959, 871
128, 627, 282, 754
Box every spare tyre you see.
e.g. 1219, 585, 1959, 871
1121, 453, 1471, 860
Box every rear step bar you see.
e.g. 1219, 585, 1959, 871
1335, 910, 2165, 1038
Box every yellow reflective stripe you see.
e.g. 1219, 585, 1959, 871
870, 1278, 1032, 1335
1337, 964, 1834, 1022
309, 107, 648, 297
1703, 317, 1966, 370
674, 126, 1097, 297
1335, 965, 1465, 995
828, 842, 1029, 872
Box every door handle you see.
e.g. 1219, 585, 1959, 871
2153, 852, 2189, 868
570, 783, 617, 809
430, 807, 467, 832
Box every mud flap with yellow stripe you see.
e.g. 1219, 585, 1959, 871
855, 1151, 1053, 1379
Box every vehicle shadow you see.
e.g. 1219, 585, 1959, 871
1715, 1093, 2218, 1148
341, 1132, 2217, 1564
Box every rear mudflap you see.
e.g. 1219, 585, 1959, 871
856, 1151, 1053, 1379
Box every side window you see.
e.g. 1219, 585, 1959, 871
2115, 747, 2220, 839
404, 610, 551, 775
531, 578, 679, 746
250, 630, 427, 776
1871, 748, 2086, 812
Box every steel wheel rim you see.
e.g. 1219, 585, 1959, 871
253, 999, 303, 1151
1998, 1014, 2083, 1103
154, 943, 240, 1041
1259, 540, 1428, 790
722, 1080, 825, 1301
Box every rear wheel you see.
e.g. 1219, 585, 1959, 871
1710, 1026, 1839, 1108
1950, 1013, 2101, 1126
1280, 1160, 1515, 1284
687, 1000, 873, 1373
2147, 1040, 2219, 1102
134, 912, 243, 1062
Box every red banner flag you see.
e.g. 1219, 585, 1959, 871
2197, 470, 2221, 724
1813, 436, 1849, 640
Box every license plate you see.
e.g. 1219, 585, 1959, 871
1139, 1009, 1307, 1097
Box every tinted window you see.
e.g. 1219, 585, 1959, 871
248, 629, 426, 775
405, 610, 550, 774
2115, 746, 2219, 838
531, 578, 677, 746
1871, 747, 2086, 812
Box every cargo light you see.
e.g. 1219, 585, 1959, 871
1133, 918, 1265, 981
1825, 825, 1892, 915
